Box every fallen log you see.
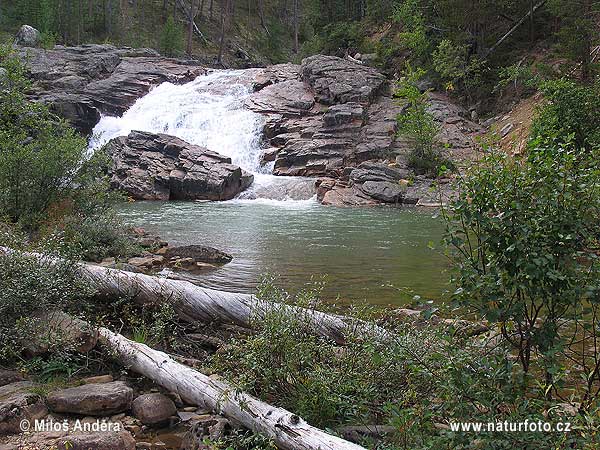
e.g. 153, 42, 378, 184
0, 247, 391, 345
98, 326, 366, 450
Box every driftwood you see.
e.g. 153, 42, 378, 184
0, 247, 391, 345
98, 326, 366, 450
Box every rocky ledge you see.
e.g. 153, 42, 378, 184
0, 372, 238, 450
106, 131, 253, 201
246, 55, 483, 206
19, 44, 205, 134
20, 41, 484, 207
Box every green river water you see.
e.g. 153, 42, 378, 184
117, 199, 450, 306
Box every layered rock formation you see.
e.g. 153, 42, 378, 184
20, 44, 205, 133
247, 55, 483, 206
18, 43, 483, 206
106, 131, 253, 201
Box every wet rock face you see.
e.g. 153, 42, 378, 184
106, 131, 253, 201
19, 44, 204, 133
46, 381, 133, 416
247, 55, 483, 206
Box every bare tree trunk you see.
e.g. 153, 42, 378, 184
97, 327, 366, 450
187, 0, 196, 56
217, 0, 228, 65
0, 247, 391, 345
258, 0, 269, 35
78, 0, 83, 43
581, 0, 592, 81
293, 0, 300, 53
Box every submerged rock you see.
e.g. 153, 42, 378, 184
106, 131, 253, 201
164, 245, 233, 264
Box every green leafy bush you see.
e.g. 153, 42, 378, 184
395, 65, 452, 176
0, 45, 87, 229
530, 79, 600, 151
443, 140, 600, 398
0, 231, 94, 366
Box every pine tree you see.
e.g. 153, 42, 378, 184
159, 15, 184, 56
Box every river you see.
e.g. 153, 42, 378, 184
92, 69, 450, 306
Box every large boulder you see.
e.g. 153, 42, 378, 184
14, 25, 40, 47
106, 131, 253, 201
131, 393, 176, 426
24, 310, 98, 356
246, 61, 402, 179
46, 381, 133, 416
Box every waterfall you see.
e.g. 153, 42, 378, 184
90, 69, 316, 202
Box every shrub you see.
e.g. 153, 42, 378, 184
0, 230, 94, 366
530, 79, 600, 151
0, 45, 87, 229
443, 142, 600, 398
395, 65, 452, 176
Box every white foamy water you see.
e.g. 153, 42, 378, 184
90, 70, 267, 172
90, 70, 316, 201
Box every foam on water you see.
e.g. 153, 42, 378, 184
90, 70, 316, 202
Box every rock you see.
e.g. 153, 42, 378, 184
316, 178, 378, 207
128, 255, 164, 269
106, 131, 253, 201
55, 431, 136, 450
251, 63, 300, 91
0, 382, 48, 435
0, 68, 8, 87
359, 180, 406, 203
301, 55, 387, 105
260, 147, 280, 164
245, 79, 315, 116
181, 416, 231, 450
322, 103, 365, 127
18, 45, 205, 133
131, 394, 176, 426
82, 375, 114, 385
0, 371, 24, 388
350, 162, 411, 185
46, 381, 133, 416
14, 25, 41, 47
164, 245, 233, 264
24, 311, 98, 356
